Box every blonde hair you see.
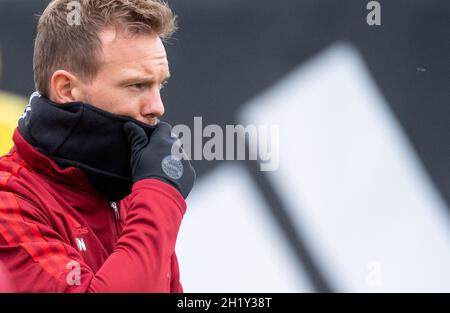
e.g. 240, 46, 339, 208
33, 0, 177, 95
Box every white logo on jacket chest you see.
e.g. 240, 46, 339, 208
75, 238, 87, 252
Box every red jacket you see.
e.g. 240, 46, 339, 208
0, 262, 13, 292
0, 129, 186, 292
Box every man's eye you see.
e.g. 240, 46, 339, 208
128, 83, 145, 90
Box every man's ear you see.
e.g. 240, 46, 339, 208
49, 70, 80, 104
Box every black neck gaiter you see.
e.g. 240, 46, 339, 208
18, 93, 156, 201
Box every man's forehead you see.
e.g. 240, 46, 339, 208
97, 28, 169, 77
99, 28, 168, 63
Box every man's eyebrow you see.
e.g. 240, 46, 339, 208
119, 73, 171, 85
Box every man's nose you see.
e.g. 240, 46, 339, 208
140, 89, 165, 125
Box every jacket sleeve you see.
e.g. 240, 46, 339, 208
0, 262, 14, 292
0, 178, 186, 293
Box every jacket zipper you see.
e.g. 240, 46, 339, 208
110, 202, 120, 241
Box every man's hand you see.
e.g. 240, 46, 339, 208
124, 121, 196, 199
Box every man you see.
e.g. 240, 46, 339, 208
0, 0, 195, 292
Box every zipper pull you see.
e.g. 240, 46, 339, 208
110, 202, 120, 221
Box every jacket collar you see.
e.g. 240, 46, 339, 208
16, 93, 156, 201
13, 128, 100, 196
